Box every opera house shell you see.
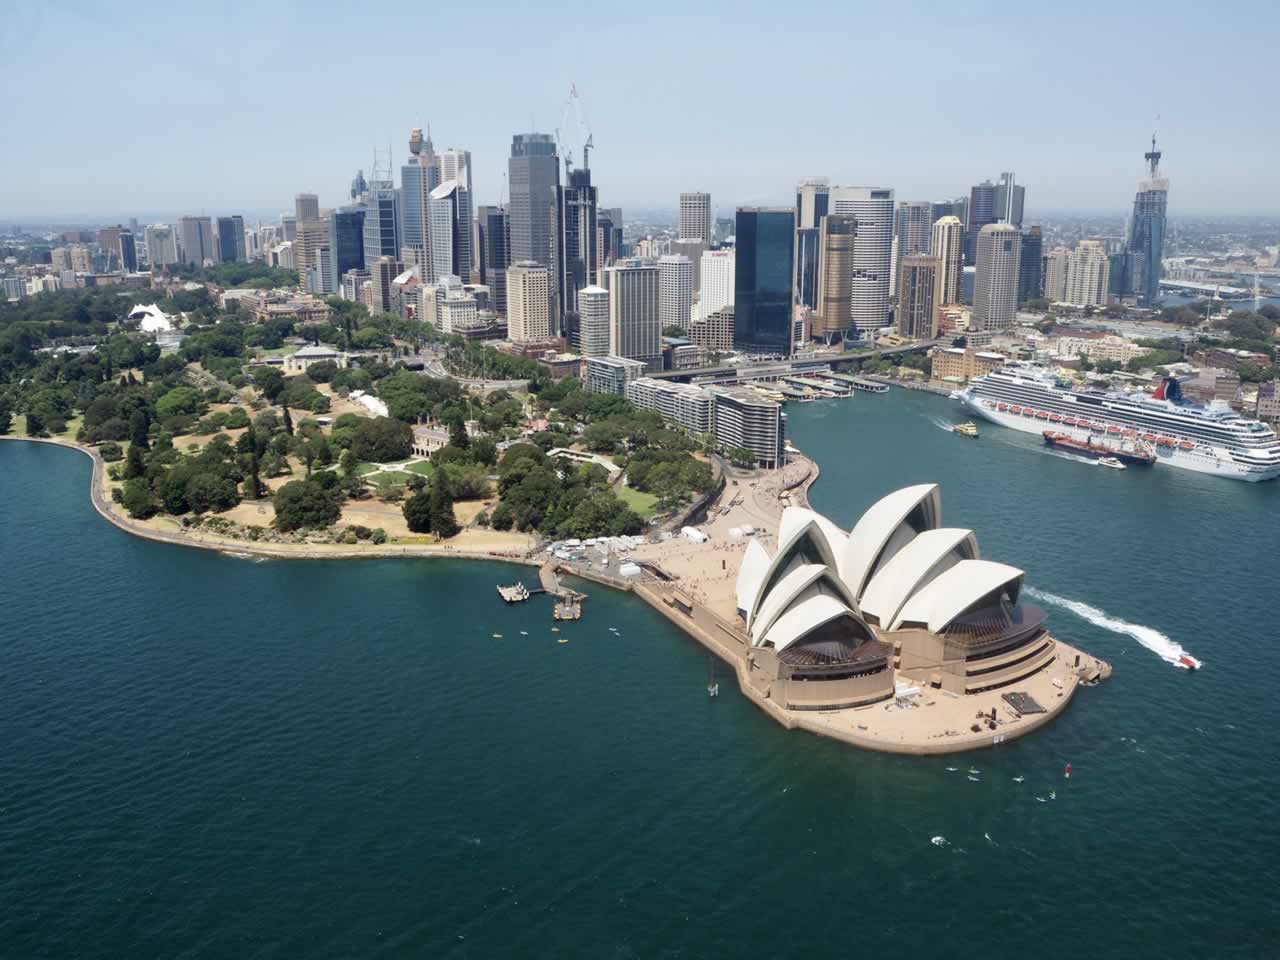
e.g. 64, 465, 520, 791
734, 484, 1057, 711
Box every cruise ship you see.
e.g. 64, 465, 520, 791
958, 365, 1280, 482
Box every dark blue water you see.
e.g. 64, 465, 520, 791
2, 402, 1279, 958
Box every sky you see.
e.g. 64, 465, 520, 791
2, 0, 1278, 221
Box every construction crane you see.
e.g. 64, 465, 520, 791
556, 83, 594, 175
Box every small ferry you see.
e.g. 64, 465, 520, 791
1097, 456, 1126, 470
950, 421, 979, 438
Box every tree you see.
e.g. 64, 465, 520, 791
301, 441, 317, 477
273, 480, 341, 531
315, 435, 334, 466
429, 475, 459, 538
447, 416, 470, 449
243, 451, 262, 500
128, 409, 150, 449
155, 386, 204, 419
119, 478, 157, 518
471, 436, 497, 466
252, 365, 286, 402
402, 489, 432, 533
25, 411, 44, 436
281, 404, 294, 435
124, 443, 146, 479
0, 402, 11, 435
349, 417, 413, 462
341, 449, 358, 479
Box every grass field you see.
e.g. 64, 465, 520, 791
616, 486, 660, 518
404, 460, 434, 476
370, 470, 414, 488
355, 462, 381, 476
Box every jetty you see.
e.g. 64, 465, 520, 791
497, 582, 531, 603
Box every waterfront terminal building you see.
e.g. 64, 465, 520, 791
734, 485, 1061, 710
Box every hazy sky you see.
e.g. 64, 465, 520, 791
3, 0, 1278, 220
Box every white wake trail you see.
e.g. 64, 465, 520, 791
1024, 587, 1200, 669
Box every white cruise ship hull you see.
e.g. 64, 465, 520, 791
960, 393, 1280, 482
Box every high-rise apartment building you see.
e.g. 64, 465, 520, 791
658, 255, 694, 331
507, 261, 553, 344
178, 216, 215, 268
70, 245, 93, 273
896, 255, 938, 340
428, 181, 472, 284
896, 201, 932, 258
814, 214, 855, 341
734, 208, 796, 353
700, 249, 735, 318
1043, 246, 1070, 302
295, 194, 320, 222
679, 192, 712, 243
1018, 227, 1044, 303
296, 219, 333, 294
553, 165, 598, 331
576, 285, 610, 357
973, 223, 1022, 330
1127, 136, 1169, 306
370, 255, 403, 313
508, 133, 559, 267
606, 258, 661, 369
476, 205, 510, 314
829, 186, 894, 336
1063, 240, 1111, 308
144, 225, 177, 267
930, 215, 963, 306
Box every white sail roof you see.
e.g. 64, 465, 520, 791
761, 594, 856, 652
735, 539, 772, 616
859, 528, 979, 627
746, 512, 845, 626
839, 484, 941, 600
891, 560, 1023, 633
749, 563, 859, 646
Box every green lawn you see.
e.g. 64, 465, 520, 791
355, 462, 381, 477
617, 486, 660, 518
370, 470, 414, 488
404, 460, 434, 476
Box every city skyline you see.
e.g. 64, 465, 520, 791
3, 2, 1279, 219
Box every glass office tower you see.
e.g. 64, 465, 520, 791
734, 208, 795, 353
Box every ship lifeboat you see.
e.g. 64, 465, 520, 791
1036, 411, 1049, 420
1123, 429, 1137, 439
1106, 425, 1121, 434
1064, 418, 1078, 426
1157, 437, 1174, 446
996, 403, 1008, 412
1009, 406, 1022, 414
1142, 433, 1157, 442
1050, 413, 1064, 423
1077, 420, 1091, 429
1179, 440, 1194, 450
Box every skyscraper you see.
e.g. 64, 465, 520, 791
734, 208, 795, 353
476, 205, 510, 313
576, 285, 610, 357
553, 164, 598, 331
350, 169, 368, 202
606, 258, 661, 368
118, 231, 137, 272
428, 181, 472, 284
794, 179, 829, 311
508, 133, 559, 267
973, 223, 1022, 330
1043, 246, 1070, 302
178, 216, 215, 268
328, 207, 366, 285
930, 215, 963, 306
363, 178, 401, 274
993, 172, 1025, 228
699, 249, 735, 318
679, 192, 712, 243
507, 261, 553, 343
658, 255, 694, 331
144, 225, 177, 267
1127, 136, 1169, 307
296, 219, 332, 294
829, 186, 894, 336
400, 128, 440, 265
896, 255, 938, 340
815, 214, 855, 342
1018, 226, 1044, 303
295, 193, 320, 222
596, 207, 622, 278
895, 201, 932, 257
964, 180, 996, 266
216, 215, 244, 263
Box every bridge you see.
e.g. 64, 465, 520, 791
647, 340, 937, 385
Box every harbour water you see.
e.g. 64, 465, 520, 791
2, 392, 1279, 957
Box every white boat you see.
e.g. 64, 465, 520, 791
959, 365, 1280, 482
1097, 456, 1126, 470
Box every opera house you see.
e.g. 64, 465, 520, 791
734, 484, 1067, 712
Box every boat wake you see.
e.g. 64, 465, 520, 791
928, 417, 960, 433
1025, 587, 1201, 669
